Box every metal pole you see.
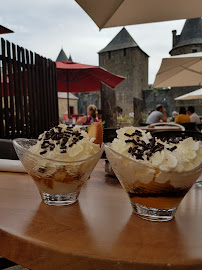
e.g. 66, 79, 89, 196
66, 70, 70, 119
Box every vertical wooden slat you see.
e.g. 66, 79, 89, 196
7, 40, 15, 138
0, 42, 4, 137
12, 43, 20, 138
49, 60, 55, 127
52, 62, 59, 126
30, 51, 38, 138
25, 49, 33, 138
1, 38, 9, 138
17, 45, 24, 136
41, 57, 49, 130
45, 59, 51, 128
35, 54, 43, 135
21, 47, 29, 137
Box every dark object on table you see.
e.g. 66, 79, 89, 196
105, 159, 117, 178
181, 122, 200, 132
103, 128, 117, 143
0, 139, 19, 160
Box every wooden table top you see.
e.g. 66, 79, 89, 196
0, 159, 202, 270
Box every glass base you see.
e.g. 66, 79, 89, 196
41, 191, 79, 206
196, 179, 202, 187
131, 202, 177, 222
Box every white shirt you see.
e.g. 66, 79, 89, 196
190, 112, 200, 124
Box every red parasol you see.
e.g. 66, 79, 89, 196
56, 60, 125, 115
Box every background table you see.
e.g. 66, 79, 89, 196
0, 160, 202, 269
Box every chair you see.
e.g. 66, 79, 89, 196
197, 123, 202, 132
0, 139, 19, 160
180, 122, 200, 132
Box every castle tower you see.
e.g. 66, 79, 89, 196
98, 27, 149, 114
169, 18, 202, 116
170, 17, 202, 56
56, 48, 69, 62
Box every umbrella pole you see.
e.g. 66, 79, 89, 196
66, 70, 70, 120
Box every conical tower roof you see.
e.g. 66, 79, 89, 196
69, 54, 73, 62
98, 27, 146, 54
173, 17, 202, 49
56, 48, 69, 62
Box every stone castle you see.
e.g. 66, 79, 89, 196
56, 18, 202, 118
144, 17, 202, 117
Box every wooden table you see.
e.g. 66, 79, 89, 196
0, 160, 202, 270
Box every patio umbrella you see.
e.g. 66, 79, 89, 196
0, 25, 14, 35
56, 60, 125, 116
153, 52, 202, 88
75, 0, 202, 29
175, 88, 202, 100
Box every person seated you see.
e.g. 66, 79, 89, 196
175, 107, 190, 124
146, 104, 167, 124
170, 111, 178, 122
187, 106, 200, 124
76, 104, 98, 125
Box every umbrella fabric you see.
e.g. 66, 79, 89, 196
56, 61, 125, 93
75, 0, 202, 29
153, 52, 202, 88
175, 88, 202, 100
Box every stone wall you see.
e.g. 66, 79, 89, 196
74, 92, 100, 114
142, 87, 202, 118
142, 89, 171, 116
170, 44, 202, 56
58, 98, 78, 119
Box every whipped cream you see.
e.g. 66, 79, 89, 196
111, 127, 202, 173
29, 124, 100, 162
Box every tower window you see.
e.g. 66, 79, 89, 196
192, 48, 198, 53
123, 48, 127, 56
108, 51, 111, 59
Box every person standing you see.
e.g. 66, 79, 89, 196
187, 106, 201, 124
146, 104, 167, 124
175, 107, 190, 124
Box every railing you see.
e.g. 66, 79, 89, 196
0, 38, 59, 139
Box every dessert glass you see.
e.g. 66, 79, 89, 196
13, 138, 104, 206
196, 174, 202, 187
104, 143, 202, 222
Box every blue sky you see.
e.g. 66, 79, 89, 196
1, 0, 185, 84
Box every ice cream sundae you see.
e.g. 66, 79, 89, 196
105, 127, 202, 221
13, 123, 103, 205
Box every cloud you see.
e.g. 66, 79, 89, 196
1, 0, 185, 84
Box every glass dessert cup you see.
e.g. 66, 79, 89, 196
13, 138, 104, 206
196, 173, 202, 187
105, 144, 202, 222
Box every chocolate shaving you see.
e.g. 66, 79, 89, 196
40, 150, 47, 155
167, 146, 177, 152
38, 167, 46, 173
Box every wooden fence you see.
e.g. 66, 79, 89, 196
0, 38, 59, 139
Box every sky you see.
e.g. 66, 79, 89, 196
1, 0, 186, 84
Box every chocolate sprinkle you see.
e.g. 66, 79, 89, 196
38, 167, 46, 173
38, 124, 85, 155
124, 131, 185, 161
40, 150, 47, 155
